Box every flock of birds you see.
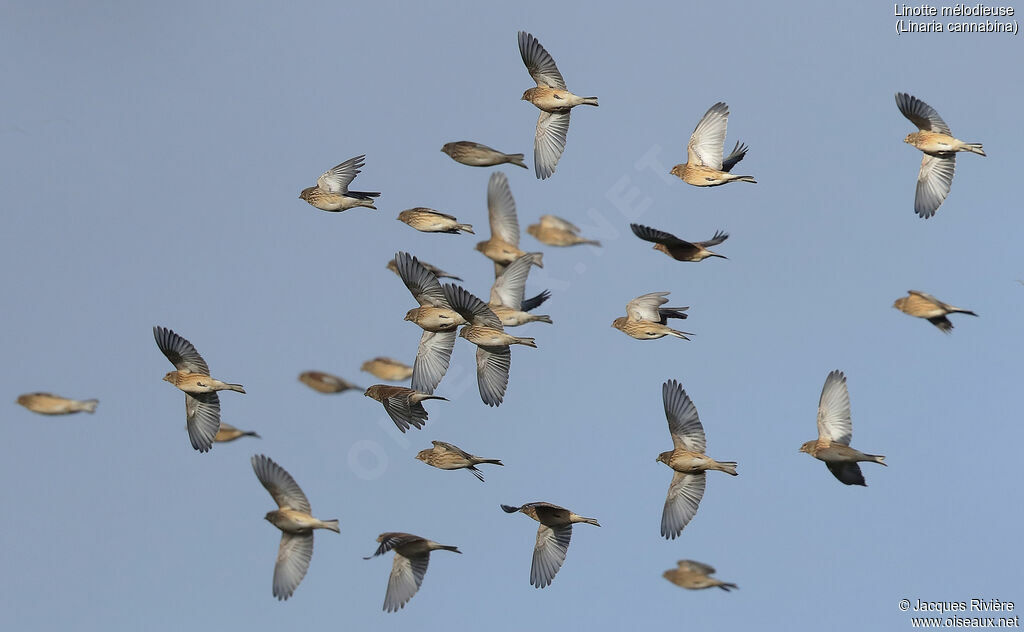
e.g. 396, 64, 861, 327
15, 30, 988, 612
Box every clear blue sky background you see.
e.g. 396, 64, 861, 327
2, 2, 1021, 630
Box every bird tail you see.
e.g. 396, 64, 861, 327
718, 583, 739, 592
581, 97, 599, 106
730, 175, 757, 184
667, 328, 693, 341
500, 504, 520, 513
716, 461, 739, 476
439, 545, 462, 554
418, 394, 450, 403
582, 239, 602, 246
79, 399, 99, 413
527, 252, 544, 268
531, 315, 553, 324
507, 153, 528, 169
573, 515, 601, 527
514, 336, 537, 348
454, 224, 474, 234
962, 143, 985, 156
244, 431, 261, 439
475, 458, 504, 466
867, 454, 887, 466
321, 519, 341, 533
227, 383, 246, 394
951, 308, 978, 317
707, 252, 728, 260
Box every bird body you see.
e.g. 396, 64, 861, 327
364, 384, 448, 432
299, 155, 380, 212
265, 507, 340, 534
364, 532, 461, 612
893, 290, 977, 333
397, 208, 473, 234
441, 141, 527, 169
491, 305, 552, 327
459, 325, 536, 348
416, 440, 504, 481
657, 450, 737, 476
630, 224, 728, 262
361, 357, 414, 381
527, 215, 601, 247
16, 392, 98, 415
663, 560, 737, 591
521, 86, 598, 113
162, 371, 245, 394
501, 502, 599, 588
671, 103, 755, 187
404, 306, 468, 332
298, 371, 361, 394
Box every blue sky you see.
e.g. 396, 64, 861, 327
2, 2, 1021, 630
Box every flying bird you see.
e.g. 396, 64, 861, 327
214, 422, 260, 443
656, 380, 737, 539
16, 392, 98, 415
397, 208, 474, 234
895, 93, 985, 219
488, 254, 553, 327
629, 224, 728, 262
299, 155, 380, 212
500, 502, 599, 588
360, 357, 414, 382
154, 326, 245, 453
476, 172, 542, 276
612, 292, 693, 341
518, 31, 598, 179
364, 385, 448, 433
298, 371, 362, 394
441, 141, 527, 169
415, 441, 504, 482
670, 103, 755, 187
364, 532, 461, 612
892, 290, 977, 333
527, 214, 601, 247
799, 370, 886, 486
663, 560, 738, 592
251, 455, 339, 600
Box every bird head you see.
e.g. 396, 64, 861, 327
414, 449, 430, 462
440, 143, 454, 156
669, 164, 685, 178
611, 316, 626, 330
162, 371, 176, 384
403, 308, 418, 322
363, 385, 379, 399
903, 133, 917, 145
892, 298, 905, 310
655, 451, 672, 465
798, 441, 815, 454
298, 187, 313, 201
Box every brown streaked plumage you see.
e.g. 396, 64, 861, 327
896, 93, 985, 219
459, 326, 536, 348
893, 290, 977, 333
612, 292, 693, 341
501, 502, 599, 588
518, 31, 598, 180
299, 155, 380, 212
360, 357, 414, 382
214, 422, 260, 442
441, 141, 527, 169
630, 224, 728, 262
656, 380, 737, 539
415, 440, 504, 482
670, 102, 755, 187
364, 532, 461, 613
663, 560, 738, 592
154, 326, 245, 453
489, 254, 552, 327
476, 172, 542, 277
526, 214, 601, 247
298, 371, 362, 394
397, 208, 473, 234
16, 392, 98, 415
386, 257, 462, 282
252, 455, 339, 601
364, 384, 448, 433
799, 370, 886, 486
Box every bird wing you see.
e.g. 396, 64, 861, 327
381, 396, 422, 432
661, 472, 706, 539
626, 292, 669, 322
720, 141, 749, 173
817, 370, 852, 446
273, 532, 313, 600
629, 223, 685, 246
539, 214, 580, 233
394, 251, 449, 307
475, 345, 511, 407
531, 524, 572, 588
914, 154, 955, 219
185, 392, 220, 453
384, 552, 429, 612
490, 254, 533, 309
534, 111, 570, 180
487, 172, 520, 246
518, 31, 566, 89
316, 155, 365, 193
411, 330, 456, 394
366, 532, 418, 557
662, 380, 707, 453
895, 93, 951, 134
826, 462, 866, 486
677, 560, 716, 575
154, 326, 210, 374
687, 102, 729, 169
251, 454, 312, 513
443, 284, 503, 328
696, 230, 729, 248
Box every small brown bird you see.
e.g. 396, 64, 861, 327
630, 224, 728, 262
214, 422, 260, 442
251, 454, 339, 600
154, 326, 245, 453
612, 292, 693, 341
501, 502, 600, 588
663, 560, 738, 592
299, 155, 380, 212
298, 371, 362, 394
476, 172, 542, 276
397, 208, 473, 234
896, 93, 985, 219
441, 141, 527, 169
386, 257, 462, 282
360, 357, 414, 382
893, 290, 977, 333
489, 254, 553, 327
799, 370, 886, 486
16, 392, 98, 415
656, 380, 737, 539
526, 214, 601, 247
364, 385, 448, 433
518, 31, 598, 179
671, 102, 755, 187
364, 532, 461, 612
415, 440, 504, 482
